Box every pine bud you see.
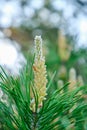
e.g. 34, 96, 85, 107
31, 36, 47, 111
77, 75, 84, 86
57, 80, 64, 94
58, 30, 71, 61
69, 68, 77, 91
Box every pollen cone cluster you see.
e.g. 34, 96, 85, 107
58, 30, 71, 62
31, 36, 47, 111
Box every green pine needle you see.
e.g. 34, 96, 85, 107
0, 61, 87, 130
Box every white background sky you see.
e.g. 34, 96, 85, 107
0, 0, 87, 47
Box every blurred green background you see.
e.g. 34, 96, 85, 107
0, 0, 87, 86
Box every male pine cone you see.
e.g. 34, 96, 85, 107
31, 36, 47, 111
